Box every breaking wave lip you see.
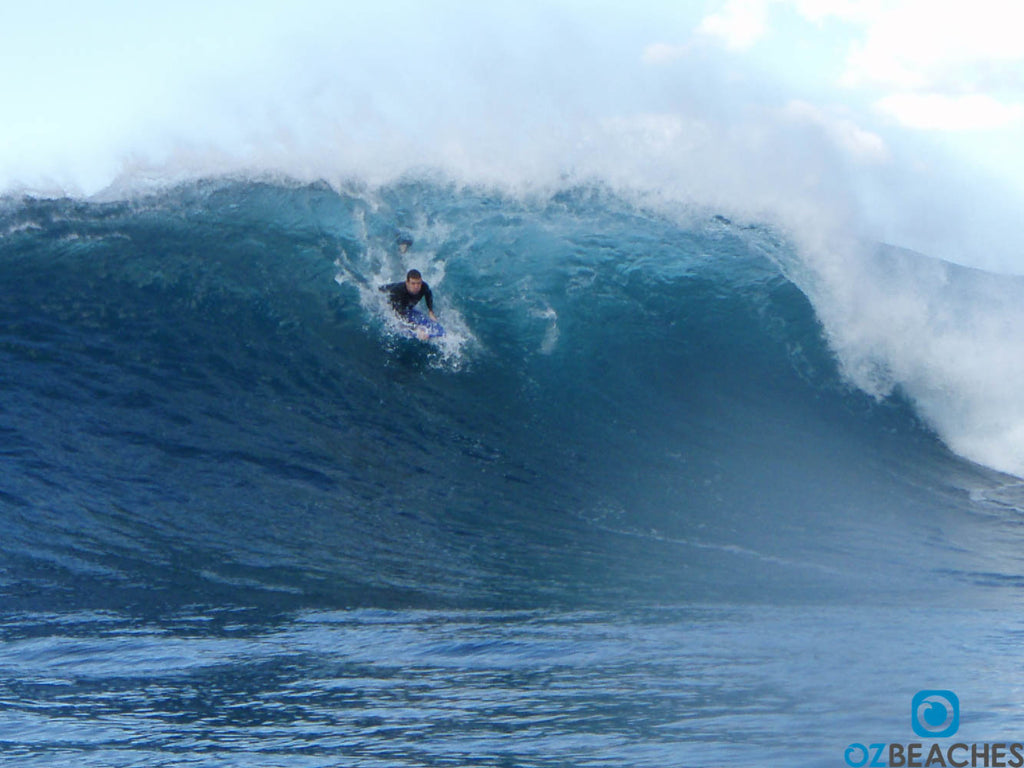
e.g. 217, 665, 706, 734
770, 237, 1024, 479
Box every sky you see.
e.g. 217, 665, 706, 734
1, 0, 1022, 270
688, 0, 1024, 180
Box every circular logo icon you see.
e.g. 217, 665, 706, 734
912, 690, 960, 738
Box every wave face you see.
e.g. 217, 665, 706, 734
1, 178, 1022, 615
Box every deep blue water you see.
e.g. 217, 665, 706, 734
2, 178, 1024, 766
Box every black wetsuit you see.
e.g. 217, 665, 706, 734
379, 281, 434, 317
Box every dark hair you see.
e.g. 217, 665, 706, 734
406, 269, 423, 281
397, 235, 413, 248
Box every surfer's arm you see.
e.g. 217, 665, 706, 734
423, 284, 436, 319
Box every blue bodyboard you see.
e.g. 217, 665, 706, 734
403, 309, 445, 340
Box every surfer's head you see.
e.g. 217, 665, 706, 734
405, 269, 423, 294
397, 235, 413, 253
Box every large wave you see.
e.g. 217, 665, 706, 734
2, 178, 1021, 614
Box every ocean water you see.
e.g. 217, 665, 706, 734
3, 177, 1024, 766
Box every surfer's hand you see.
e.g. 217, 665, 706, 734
429, 311, 438, 321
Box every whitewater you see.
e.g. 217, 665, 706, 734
5, 3, 1024, 767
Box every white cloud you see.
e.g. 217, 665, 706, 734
642, 42, 689, 65
696, 0, 771, 51
838, 1, 1024, 91
784, 100, 889, 162
787, 0, 885, 25
876, 93, 1024, 131
695, 0, 879, 50
695, 0, 1024, 135
829, 2, 1024, 134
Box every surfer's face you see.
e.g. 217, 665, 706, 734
405, 277, 423, 294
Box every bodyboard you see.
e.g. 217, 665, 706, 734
403, 308, 445, 340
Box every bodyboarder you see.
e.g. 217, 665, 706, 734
379, 269, 437, 323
